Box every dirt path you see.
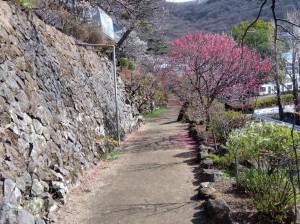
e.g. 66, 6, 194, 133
57, 96, 208, 224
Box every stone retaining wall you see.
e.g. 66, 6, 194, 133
0, 1, 140, 222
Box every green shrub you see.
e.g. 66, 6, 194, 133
226, 121, 300, 163
128, 61, 136, 71
15, 0, 35, 8
254, 94, 293, 108
95, 136, 118, 153
238, 168, 294, 223
119, 57, 129, 68
226, 122, 300, 223
119, 57, 136, 71
106, 137, 118, 147
282, 94, 294, 104
203, 154, 228, 167
210, 110, 249, 143
154, 90, 168, 107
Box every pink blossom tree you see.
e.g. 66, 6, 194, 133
159, 32, 272, 124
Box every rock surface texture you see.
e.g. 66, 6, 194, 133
0, 1, 140, 222
206, 198, 233, 224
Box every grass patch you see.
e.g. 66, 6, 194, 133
221, 169, 235, 178
144, 106, 167, 120
103, 151, 119, 161
202, 154, 229, 167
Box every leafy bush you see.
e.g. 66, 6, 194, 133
128, 61, 136, 70
238, 168, 294, 223
15, 0, 35, 8
106, 137, 118, 147
119, 57, 136, 71
154, 90, 168, 107
119, 57, 129, 68
210, 110, 249, 143
224, 102, 255, 113
203, 154, 228, 167
226, 122, 300, 163
254, 94, 293, 108
226, 122, 300, 223
95, 136, 118, 153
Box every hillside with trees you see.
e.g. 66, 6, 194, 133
162, 0, 299, 39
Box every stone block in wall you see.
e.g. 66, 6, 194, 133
200, 158, 214, 169
3, 179, 21, 205
206, 198, 233, 224
16, 172, 32, 193
198, 187, 221, 200
200, 169, 223, 182
0, 203, 35, 224
31, 179, 44, 196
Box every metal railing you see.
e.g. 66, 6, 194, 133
76, 42, 120, 145
252, 113, 300, 132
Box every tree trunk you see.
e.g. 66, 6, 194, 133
273, 27, 284, 121
111, 27, 134, 59
150, 100, 155, 112
117, 27, 134, 50
292, 52, 299, 124
297, 54, 300, 112
275, 77, 284, 121
205, 110, 211, 131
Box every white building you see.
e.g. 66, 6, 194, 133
259, 50, 299, 95
259, 78, 299, 95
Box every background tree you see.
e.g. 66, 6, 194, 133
159, 32, 272, 126
239, 3, 300, 220
285, 10, 300, 115
230, 19, 273, 57
119, 31, 148, 64
120, 67, 166, 113
240, 0, 300, 121
117, 28, 169, 112
147, 38, 169, 55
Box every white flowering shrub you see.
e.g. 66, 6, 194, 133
227, 122, 300, 163
226, 121, 300, 223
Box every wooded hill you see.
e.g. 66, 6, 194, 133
162, 0, 299, 40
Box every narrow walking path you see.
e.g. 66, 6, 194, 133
57, 96, 207, 224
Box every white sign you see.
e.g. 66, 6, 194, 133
98, 7, 115, 40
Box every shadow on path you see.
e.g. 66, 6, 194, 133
93, 202, 198, 219
173, 131, 208, 224
57, 95, 208, 224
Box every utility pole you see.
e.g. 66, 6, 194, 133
76, 42, 120, 146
